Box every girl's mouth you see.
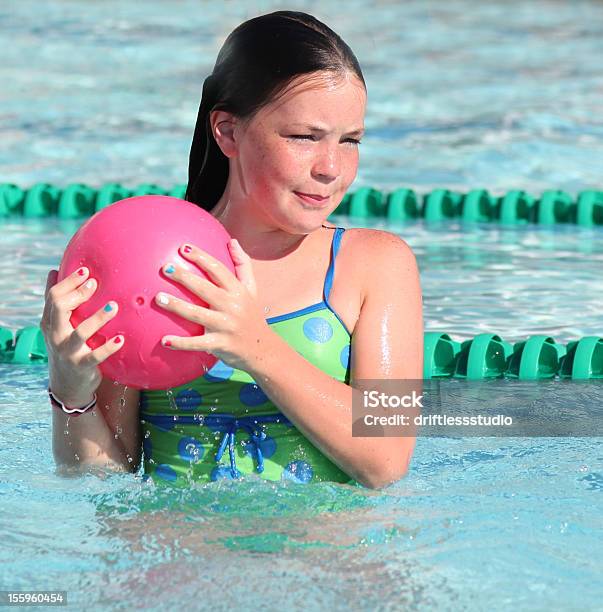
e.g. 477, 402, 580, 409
294, 192, 329, 205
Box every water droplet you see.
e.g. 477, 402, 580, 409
166, 389, 178, 411
74, 453, 80, 461
186, 443, 199, 458
144, 430, 150, 438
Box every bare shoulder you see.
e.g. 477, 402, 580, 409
317, 226, 418, 334
338, 228, 419, 318
341, 227, 418, 288
345, 227, 412, 254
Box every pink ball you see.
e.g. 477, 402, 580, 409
57, 195, 234, 390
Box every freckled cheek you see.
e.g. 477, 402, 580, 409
259, 145, 303, 185
243, 148, 292, 200
243, 143, 275, 188
340, 149, 360, 188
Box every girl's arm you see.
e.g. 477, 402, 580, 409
244, 230, 423, 489
52, 378, 141, 474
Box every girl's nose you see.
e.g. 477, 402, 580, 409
311, 143, 341, 181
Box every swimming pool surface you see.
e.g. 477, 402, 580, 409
1, 1, 602, 610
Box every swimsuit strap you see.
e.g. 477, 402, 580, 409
323, 227, 345, 303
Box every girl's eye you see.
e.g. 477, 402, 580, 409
288, 135, 362, 145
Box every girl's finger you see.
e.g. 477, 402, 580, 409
161, 262, 226, 309
52, 277, 97, 333
68, 300, 120, 349
45, 270, 58, 301
51, 266, 91, 299
161, 332, 216, 353
80, 333, 126, 368
228, 239, 257, 299
178, 243, 236, 290
42, 270, 59, 325
154, 292, 220, 329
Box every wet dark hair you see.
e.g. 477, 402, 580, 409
185, 10, 366, 212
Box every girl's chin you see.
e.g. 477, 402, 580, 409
281, 214, 328, 235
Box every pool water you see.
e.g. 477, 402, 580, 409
1, 0, 603, 610
1, 368, 602, 609
2, 217, 601, 610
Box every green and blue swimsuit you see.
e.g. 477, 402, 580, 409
140, 227, 353, 486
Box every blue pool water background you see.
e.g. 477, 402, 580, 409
1, 1, 603, 610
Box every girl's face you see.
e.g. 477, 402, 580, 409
232, 71, 367, 234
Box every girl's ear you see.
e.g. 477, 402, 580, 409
209, 110, 239, 158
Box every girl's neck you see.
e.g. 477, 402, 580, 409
210, 197, 315, 261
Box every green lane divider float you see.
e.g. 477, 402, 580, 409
2, 325, 602, 380
421, 332, 603, 380
0, 183, 188, 219
2, 183, 602, 226
0, 326, 48, 365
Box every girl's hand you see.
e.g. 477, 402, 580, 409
155, 239, 271, 371
41, 267, 124, 405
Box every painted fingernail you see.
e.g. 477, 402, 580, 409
85, 279, 95, 289
164, 264, 175, 275
182, 244, 192, 254
77, 267, 88, 276
113, 336, 122, 344
157, 293, 170, 305
104, 302, 113, 312
162, 338, 172, 347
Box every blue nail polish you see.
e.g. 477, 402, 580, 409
104, 303, 113, 312
165, 264, 175, 274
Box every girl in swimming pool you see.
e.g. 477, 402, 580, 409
42, 11, 423, 488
